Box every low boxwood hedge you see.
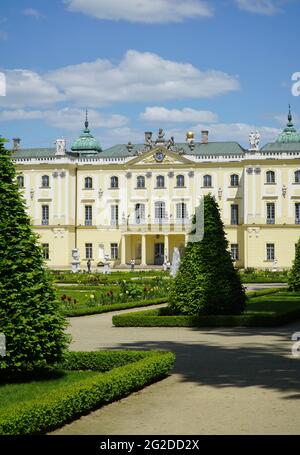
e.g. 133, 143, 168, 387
0, 350, 175, 435
112, 308, 300, 327
63, 297, 168, 317
112, 292, 300, 328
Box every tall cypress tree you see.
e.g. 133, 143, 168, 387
169, 194, 246, 315
288, 238, 300, 291
0, 138, 68, 373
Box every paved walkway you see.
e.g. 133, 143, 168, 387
52, 286, 300, 435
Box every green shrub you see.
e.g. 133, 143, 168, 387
0, 139, 68, 373
288, 237, 300, 291
0, 351, 175, 435
169, 195, 246, 316
62, 297, 168, 317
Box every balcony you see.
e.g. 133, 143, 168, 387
85, 220, 92, 226
295, 218, 300, 225
41, 219, 49, 226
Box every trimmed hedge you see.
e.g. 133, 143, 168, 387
112, 292, 300, 327
245, 288, 284, 298
63, 297, 168, 317
0, 350, 175, 435
112, 308, 300, 327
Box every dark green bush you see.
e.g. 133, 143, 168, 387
288, 237, 300, 291
0, 139, 68, 373
0, 350, 175, 435
169, 195, 246, 316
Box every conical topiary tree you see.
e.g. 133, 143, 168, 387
169, 194, 246, 315
0, 138, 69, 374
288, 238, 300, 291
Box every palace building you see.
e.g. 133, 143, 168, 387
11, 109, 300, 270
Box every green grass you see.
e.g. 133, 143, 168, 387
0, 370, 98, 412
0, 350, 175, 435
112, 292, 300, 327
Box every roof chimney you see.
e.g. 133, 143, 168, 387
12, 138, 21, 151
201, 130, 209, 144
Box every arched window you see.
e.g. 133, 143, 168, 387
295, 170, 300, 184
156, 175, 165, 188
135, 203, 145, 224
230, 174, 239, 187
155, 201, 166, 221
203, 174, 212, 188
176, 175, 185, 188
266, 170, 275, 184
137, 175, 145, 188
85, 177, 93, 189
110, 176, 119, 189
42, 175, 50, 188
17, 175, 24, 188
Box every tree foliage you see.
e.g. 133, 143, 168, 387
169, 194, 246, 315
0, 138, 69, 373
288, 237, 300, 291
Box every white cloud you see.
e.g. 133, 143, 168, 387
47, 50, 240, 107
235, 0, 283, 14
0, 69, 64, 108
64, 0, 213, 24
0, 108, 128, 130
0, 51, 239, 109
22, 8, 44, 19
140, 106, 218, 123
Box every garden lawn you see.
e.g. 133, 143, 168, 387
112, 292, 300, 327
0, 350, 175, 435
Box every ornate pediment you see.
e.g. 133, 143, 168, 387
129, 146, 192, 166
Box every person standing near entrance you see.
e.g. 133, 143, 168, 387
130, 258, 135, 272
87, 258, 91, 273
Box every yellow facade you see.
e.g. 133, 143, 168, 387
12, 122, 300, 271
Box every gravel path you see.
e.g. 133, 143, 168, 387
52, 285, 300, 435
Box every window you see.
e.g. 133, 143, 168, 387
176, 203, 187, 221
267, 243, 275, 261
203, 175, 212, 188
111, 243, 119, 260
110, 176, 119, 189
156, 175, 165, 188
266, 203, 275, 224
176, 175, 185, 188
111, 205, 119, 226
266, 170, 275, 184
17, 175, 24, 188
85, 205, 92, 226
137, 175, 145, 188
231, 204, 239, 225
295, 203, 300, 224
42, 175, 50, 188
42, 205, 49, 225
84, 177, 93, 189
230, 174, 239, 187
295, 170, 300, 184
135, 203, 145, 224
42, 243, 49, 260
155, 201, 166, 222
85, 243, 93, 259
231, 244, 239, 261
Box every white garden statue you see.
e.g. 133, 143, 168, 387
170, 247, 181, 278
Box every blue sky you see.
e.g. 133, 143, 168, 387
0, 0, 299, 149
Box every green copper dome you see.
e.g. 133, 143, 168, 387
276, 106, 300, 143
71, 112, 102, 155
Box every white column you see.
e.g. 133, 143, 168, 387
121, 235, 126, 265
164, 234, 169, 262
141, 235, 147, 266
